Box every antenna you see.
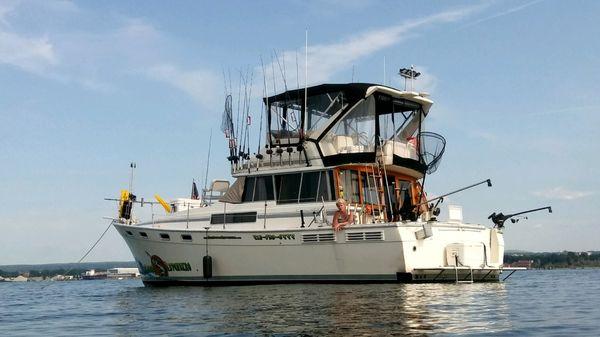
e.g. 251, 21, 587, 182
304, 29, 308, 132
129, 162, 136, 193
295, 49, 300, 92
383, 56, 386, 85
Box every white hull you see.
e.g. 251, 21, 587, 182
115, 221, 506, 285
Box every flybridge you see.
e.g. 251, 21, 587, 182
221, 82, 445, 177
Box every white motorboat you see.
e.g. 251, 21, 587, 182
112, 78, 536, 286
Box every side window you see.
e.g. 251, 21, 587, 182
398, 180, 413, 218
254, 176, 274, 201
299, 171, 320, 202
338, 169, 360, 203
242, 177, 256, 202
275, 173, 301, 204
316, 171, 333, 202
361, 172, 378, 204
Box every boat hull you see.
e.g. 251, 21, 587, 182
114, 222, 505, 285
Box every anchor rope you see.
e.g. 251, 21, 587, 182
37, 220, 115, 288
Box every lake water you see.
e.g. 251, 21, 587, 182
1, 269, 599, 336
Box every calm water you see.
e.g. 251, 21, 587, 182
1, 269, 599, 336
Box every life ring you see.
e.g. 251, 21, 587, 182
150, 255, 169, 277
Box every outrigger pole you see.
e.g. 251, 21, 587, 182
413, 179, 493, 214
488, 206, 552, 229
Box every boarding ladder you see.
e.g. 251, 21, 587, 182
454, 255, 474, 284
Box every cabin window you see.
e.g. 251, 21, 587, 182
139, 232, 148, 238
397, 180, 415, 220
159, 233, 170, 241
322, 171, 336, 202
210, 212, 257, 224
360, 172, 379, 204
306, 91, 346, 134
254, 176, 274, 201
384, 176, 400, 220
276, 171, 334, 204
269, 99, 302, 145
242, 176, 274, 202
299, 171, 319, 202
181, 234, 192, 241
377, 96, 422, 143
275, 173, 302, 204
298, 171, 334, 202
242, 177, 256, 202
320, 96, 376, 156
338, 169, 360, 203
125, 230, 133, 236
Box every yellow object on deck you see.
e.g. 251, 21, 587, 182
154, 194, 172, 213
119, 189, 129, 213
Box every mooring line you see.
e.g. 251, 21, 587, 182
37, 220, 115, 288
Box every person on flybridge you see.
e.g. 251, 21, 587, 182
332, 198, 355, 231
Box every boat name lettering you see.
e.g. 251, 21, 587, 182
141, 262, 192, 274
253, 234, 295, 240
167, 262, 192, 272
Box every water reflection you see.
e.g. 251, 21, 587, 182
113, 282, 512, 335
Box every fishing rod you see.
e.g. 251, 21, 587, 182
257, 56, 267, 163
488, 206, 552, 229
412, 179, 493, 216
235, 71, 243, 161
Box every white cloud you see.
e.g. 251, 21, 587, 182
260, 4, 485, 91
0, 0, 18, 26
532, 186, 594, 200
117, 17, 161, 42
145, 64, 221, 107
0, 30, 58, 73
459, 0, 545, 30
468, 129, 497, 142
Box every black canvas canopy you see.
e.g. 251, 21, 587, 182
263, 83, 381, 104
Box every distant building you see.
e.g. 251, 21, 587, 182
9, 275, 28, 282
107, 267, 140, 279
81, 269, 107, 280
51, 275, 66, 281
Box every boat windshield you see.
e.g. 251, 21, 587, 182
377, 95, 422, 142
306, 91, 347, 136
320, 96, 376, 156
269, 98, 303, 145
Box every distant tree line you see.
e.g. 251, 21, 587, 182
505, 251, 600, 269
0, 261, 136, 278
0, 268, 87, 278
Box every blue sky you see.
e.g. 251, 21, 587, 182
1, 0, 598, 264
